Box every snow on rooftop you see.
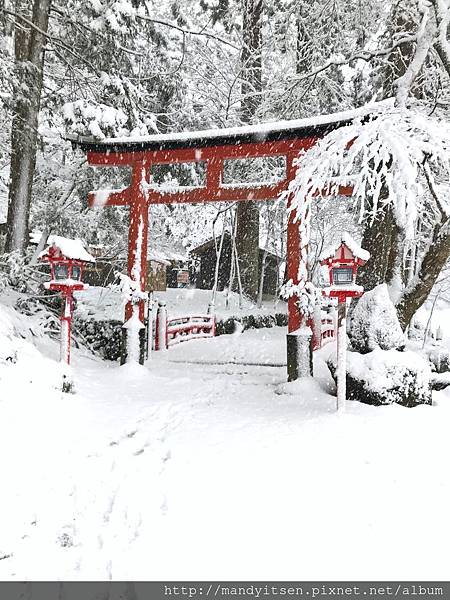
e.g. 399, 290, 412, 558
147, 251, 171, 266
69, 100, 393, 147
40, 235, 95, 263
115, 247, 187, 263
320, 232, 370, 262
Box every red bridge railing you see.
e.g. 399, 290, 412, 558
153, 302, 216, 351
320, 316, 336, 345
167, 315, 216, 347
312, 311, 337, 351
152, 301, 336, 353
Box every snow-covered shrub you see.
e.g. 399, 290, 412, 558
63, 100, 129, 139
349, 284, 405, 353
73, 318, 123, 361
215, 313, 286, 336
428, 347, 450, 374
0, 251, 32, 293
327, 348, 432, 407
431, 372, 450, 391
0, 302, 66, 394
15, 295, 61, 338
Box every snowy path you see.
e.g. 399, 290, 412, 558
1, 327, 450, 579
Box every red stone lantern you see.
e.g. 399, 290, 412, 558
320, 233, 370, 411
40, 236, 95, 371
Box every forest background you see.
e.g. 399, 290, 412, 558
1, 0, 450, 329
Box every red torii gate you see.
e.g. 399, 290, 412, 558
69, 107, 370, 379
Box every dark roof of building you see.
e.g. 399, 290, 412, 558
190, 232, 280, 259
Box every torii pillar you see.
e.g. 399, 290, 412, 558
285, 153, 314, 381
126, 163, 149, 323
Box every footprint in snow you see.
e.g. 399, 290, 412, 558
103, 490, 118, 523
160, 495, 168, 515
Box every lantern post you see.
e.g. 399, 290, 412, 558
320, 233, 370, 411
40, 237, 95, 391
336, 298, 348, 411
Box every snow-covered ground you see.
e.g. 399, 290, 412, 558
1, 296, 450, 580
75, 286, 286, 321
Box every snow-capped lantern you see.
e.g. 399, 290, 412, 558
40, 236, 94, 293
320, 233, 370, 301
40, 236, 95, 382
320, 233, 370, 413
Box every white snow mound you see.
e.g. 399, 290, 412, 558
346, 348, 432, 404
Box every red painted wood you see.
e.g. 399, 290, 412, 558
125, 163, 148, 323
147, 180, 289, 205
206, 156, 222, 193
86, 138, 316, 167
312, 316, 336, 351
324, 289, 363, 302
166, 315, 216, 346
46, 282, 86, 292
286, 152, 302, 334
88, 187, 130, 207
90, 181, 353, 207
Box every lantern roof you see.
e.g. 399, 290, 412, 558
40, 235, 95, 263
319, 232, 370, 263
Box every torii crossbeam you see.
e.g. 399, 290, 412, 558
69, 104, 377, 379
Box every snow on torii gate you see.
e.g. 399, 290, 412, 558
69, 105, 374, 379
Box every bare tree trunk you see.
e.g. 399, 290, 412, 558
231, 210, 244, 309
360, 173, 450, 331
5, 0, 51, 253
396, 224, 450, 330
430, 0, 450, 79
257, 247, 267, 308
29, 226, 50, 265
1, 0, 14, 36
295, 1, 311, 76
357, 2, 416, 292
358, 203, 401, 291
382, 1, 417, 99
235, 0, 262, 302
210, 226, 226, 310
257, 204, 274, 307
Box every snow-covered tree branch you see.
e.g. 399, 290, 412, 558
288, 106, 450, 328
